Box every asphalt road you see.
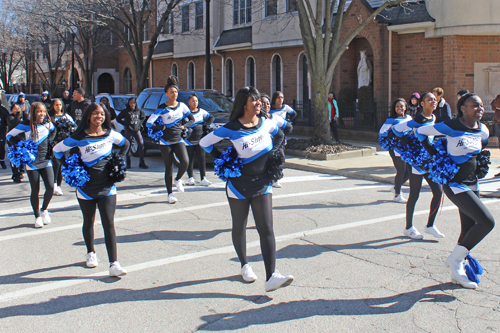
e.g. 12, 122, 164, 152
0, 152, 499, 332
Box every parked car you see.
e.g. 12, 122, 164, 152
8, 93, 42, 106
95, 93, 137, 132
134, 88, 233, 158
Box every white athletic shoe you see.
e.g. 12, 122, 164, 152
200, 177, 212, 186
403, 226, 423, 240
54, 186, 63, 196
241, 264, 258, 282
187, 177, 196, 185
393, 194, 407, 203
168, 193, 178, 204
34, 217, 44, 228
424, 225, 445, 238
40, 210, 51, 224
175, 179, 185, 192
390, 186, 396, 194
85, 252, 99, 268
445, 245, 477, 289
272, 181, 282, 188
109, 261, 127, 277
265, 271, 294, 292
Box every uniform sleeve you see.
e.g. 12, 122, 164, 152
6, 124, 28, 144
48, 122, 57, 141
199, 125, 231, 155
480, 123, 490, 147
415, 123, 446, 141
268, 121, 284, 151
204, 111, 214, 127
285, 105, 297, 121
146, 109, 163, 129
53, 136, 79, 159
183, 113, 196, 129
379, 119, 394, 137
65, 114, 76, 125
393, 120, 416, 137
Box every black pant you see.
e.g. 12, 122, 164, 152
26, 167, 54, 218
443, 186, 495, 250
187, 145, 206, 179
389, 150, 410, 195
159, 143, 188, 194
124, 130, 145, 162
406, 172, 443, 229
330, 120, 340, 142
78, 195, 118, 262
228, 193, 276, 281
52, 157, 63, 187
0, 137, 6, 162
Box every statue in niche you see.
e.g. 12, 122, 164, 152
357, 50, 372, 88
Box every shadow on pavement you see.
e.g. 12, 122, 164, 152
0, 262, 87, 285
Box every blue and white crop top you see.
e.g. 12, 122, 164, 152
146, 102, 193, 145
393, 114, 435, 138
184, 108, 214, 146
379, 115, 412, 137
269, 105, 297, 121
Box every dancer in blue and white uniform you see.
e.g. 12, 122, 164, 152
260, 94, 292, 135
49, 98, 76, 196
415, 93, 494, 289
54, 103, 129, 277
379, 98, 412, 203
185, 93, 214, 186
393, 92, 444, 240
146, 76, 195, 203
200, 86, 294, 292
7, 102, 56, 228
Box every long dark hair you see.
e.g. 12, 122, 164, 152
48, 98, 65, 118
29, 102, 51, 141
456, 93, 477, 118
389, 98, 407, 118
230, 87, 263, 121
127, 97, 138, 111
72, 102, 112, 137
270, 91, 283, 110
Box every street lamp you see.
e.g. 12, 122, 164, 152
205, 0, 211, 89
71, 33, 76, 93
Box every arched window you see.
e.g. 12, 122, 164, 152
271, 54, 282, 93
172, 63, 178, 77
297, 53, 310, 103
188, 62, 195, 89
225, 58, 234, 97
123, 68, 132, 93
246, 57, 256, 87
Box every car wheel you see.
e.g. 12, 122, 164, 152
130, 136, 140, 157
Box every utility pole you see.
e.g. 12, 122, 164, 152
205, 0, 211, 89
71, 33, 76, 93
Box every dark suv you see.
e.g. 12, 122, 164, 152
132, 88, 232, 156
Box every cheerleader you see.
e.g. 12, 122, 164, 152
379, 98, 412, 203
184, 93, 214, 186
146, 76, 195, 203
393, 92, 444, 240
200, 86, 294, 292
7, 102, 56, 228
416, 93, 494, 289
261, 94, 293, 135
53, 103, 130, 276
49, 98, 76, 196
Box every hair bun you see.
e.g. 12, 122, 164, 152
165, 76, 179, 92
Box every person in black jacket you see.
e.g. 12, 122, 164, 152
116, 97, 147, 169
431, 87, 452, 123
0, 101, 10, 169
61, 90, 73, 110
68, 88, 92, 126
99, 96, 117, 121
7, 103, 26, 182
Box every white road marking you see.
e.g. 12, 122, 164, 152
0, 184, 388, 242
1, 198, 498, 303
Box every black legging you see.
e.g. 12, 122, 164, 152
159, 143, 189, 194
443, 186, 495, 250
78, 195, 118, 262
26, 167, 54, 218
389, 150, 410, 195
52, 157, 63, 187
124, 130, 145, 161
406, 172, 443, 229
330, 120, 340, 142
187, 145, 206, 179
0, 137, 6, 162
228, 193, 276, 281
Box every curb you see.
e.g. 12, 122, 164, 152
285, 147, 376, 160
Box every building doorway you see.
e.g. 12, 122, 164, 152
98, 73, 115, 94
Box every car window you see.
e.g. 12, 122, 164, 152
136, 91, 149, 109
159, 93, 168, 106
143, 93, 163, 110
178, 92, 229, 113
112, 97, 130, 111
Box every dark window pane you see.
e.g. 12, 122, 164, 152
266, 0, 277, 16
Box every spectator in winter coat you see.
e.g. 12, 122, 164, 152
41, 91, 52, 109
15, 92, 30, 120
61, 90, 73, 110
328, 92, 340, 143
431, 87, 452, 122
407, 92, 421, 118
68, 88, 92, 126
0, 100, 10, 169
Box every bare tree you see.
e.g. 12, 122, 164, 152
0, 9, 24, 91
296, 0, 412, 142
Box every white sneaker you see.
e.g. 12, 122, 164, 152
168, 193, 178, 204
175, 179, 184, 192
85, 252, 98, 268
403, 226, 424, 240
241, 264, 258, 282
200, 177, 212, 186
272, 181, 282, 188
34, 217, 44, 228
40, 210, 51, 224
424, 225, 445, 238
393, 194, 407, 203
390, 186, 395, 194
109, 261, 127, 277
54, 186, 63, 196
187, 177, 196, 185
265, 270, 294, 292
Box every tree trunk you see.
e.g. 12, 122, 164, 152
311, 76, 331, 142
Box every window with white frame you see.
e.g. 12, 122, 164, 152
233, 0, 251, 25
163, 16, 174, 34
124, 25, 131, 42
142, 23, 148, 41
124, 68, 132, 93
246, 57, 256, 87
188, 62, 195, 89
286, 0, 297, 12
271, 54, 282, 92
172, 63, 178, 77
182, 5, 190, 32
195, 2, 203, 30
265, 0, 277, 17
225, 59, 234, 96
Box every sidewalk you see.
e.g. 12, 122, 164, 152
285, 140, 500, 197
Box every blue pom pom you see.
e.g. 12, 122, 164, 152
422, 138, 459, 185
213, 146, 243, 182
396, 134, 430, 170
147, 117, 166, 141
55, 117, 75, 142
476, 150, 491, 179
465, 264, 480, 284
378, 133, 398, 151
7, 140, 38, 167
466, 254, 483, 275
61, 153, 90, 188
